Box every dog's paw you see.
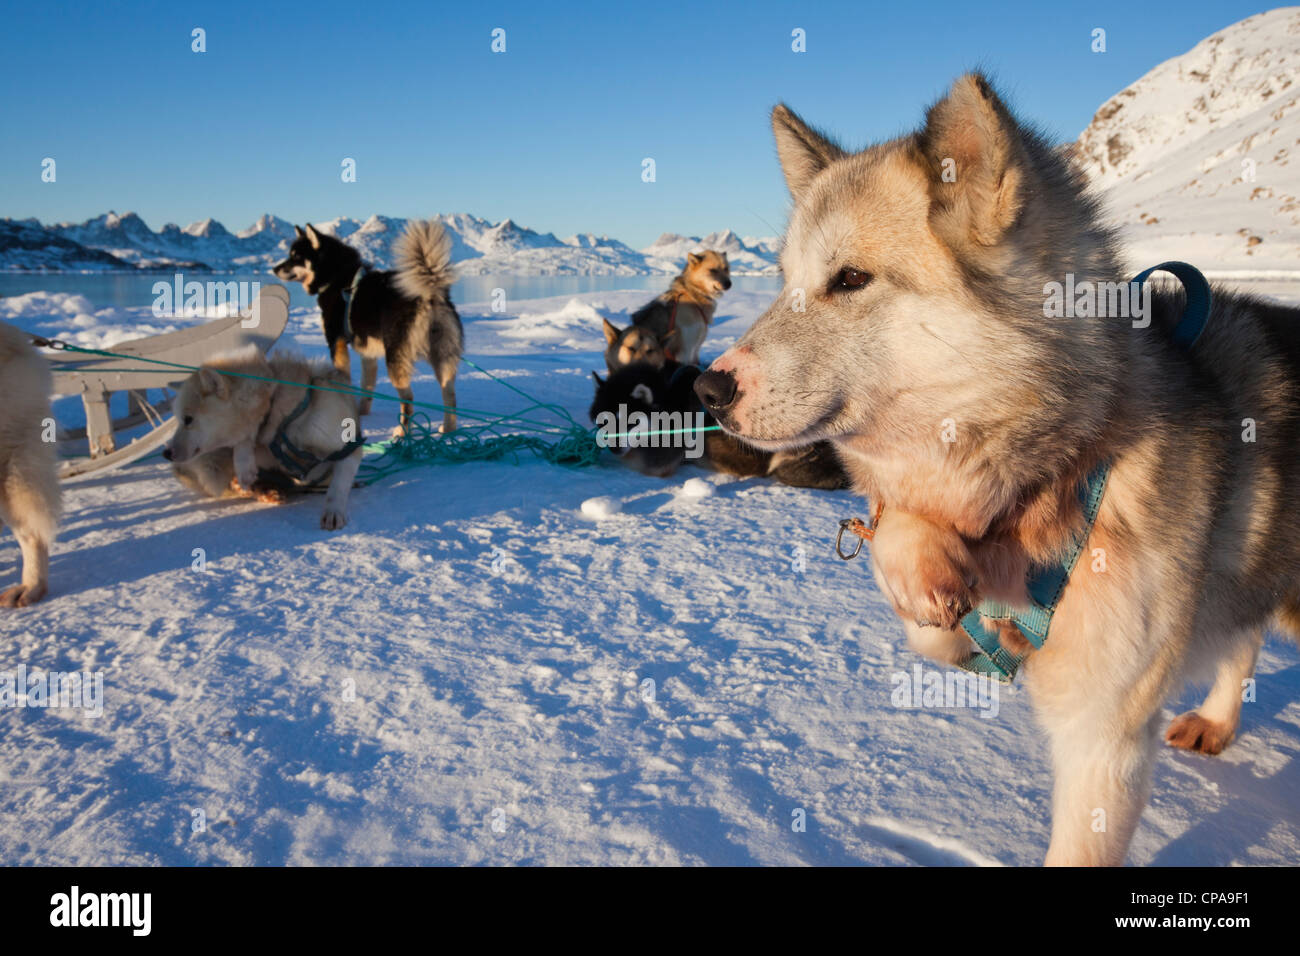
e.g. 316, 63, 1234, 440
907, 572, 977, 630
228, 475, 254, 498
871, 510, 979, 630
0, 583, 46, 608
249, 481, 287, 505
1165, 711, 1235, 756
320, 508, 348, 531
390, 424, 409, 441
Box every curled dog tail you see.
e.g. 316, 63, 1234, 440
393, 218, 456, 300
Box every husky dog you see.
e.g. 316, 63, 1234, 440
626, 251, 731, 366
163, 347, 364, 530
0, 322, 61, 607
601, 319, 676, 374
695, 73, 1300, 865
592, 360, 846, 488
273, 219, 462, 436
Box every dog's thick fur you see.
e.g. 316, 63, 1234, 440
624, 251, 731, 367
0, 322, 61, 606
164, 347, 364, 530
695, 73, 1300, 865
601, 319, 673, 374
592, 361, 847, 488
273, 219, 462, 435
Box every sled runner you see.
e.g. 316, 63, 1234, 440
48, 284, 290, 480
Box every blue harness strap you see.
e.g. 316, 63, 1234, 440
957, 464, 1109, 682
268, 386, 365, 480
340, 266, 367, 340
1130, 260, 1213, 348
949, 261, 1212, 682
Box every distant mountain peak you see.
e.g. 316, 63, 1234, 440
6, 211, 782, 276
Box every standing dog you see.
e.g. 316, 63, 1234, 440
164, 347, 363, 531
0, 322, 61, 606
623, 251, 731, 366
695, 73, 1300, 865
273, 219, 462, 436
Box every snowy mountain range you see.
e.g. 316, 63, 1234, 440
1073, 6, 1300, 272
0, 211, 783, 276
5, 9, 1298, 277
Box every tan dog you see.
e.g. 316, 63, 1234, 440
695, 74, 1300, 865
600, 320, 671, 373
164, 347, 364, 530
625, 250, 731, 366
0, 322, 61, 607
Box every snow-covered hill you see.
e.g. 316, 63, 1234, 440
1075, 7, 1300, 273
0, 211, 780, 277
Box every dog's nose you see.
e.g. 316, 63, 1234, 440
694, 369, 738, 412
722, 278, 732, 290
162, 447, 173, 461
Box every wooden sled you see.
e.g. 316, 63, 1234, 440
50, 284, 290, 481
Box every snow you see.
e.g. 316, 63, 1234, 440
4, 281, 1300, 866
1075, 7, 1300, 273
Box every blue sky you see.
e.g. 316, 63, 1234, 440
0, 0, 1273, 247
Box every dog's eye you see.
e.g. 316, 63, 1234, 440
831, 268, 872, 292
183, 415, 194, 427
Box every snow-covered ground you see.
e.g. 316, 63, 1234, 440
3, 280, 1299, 867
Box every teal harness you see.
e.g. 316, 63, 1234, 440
843, 261, 1214, 682
268, 385, 366, 479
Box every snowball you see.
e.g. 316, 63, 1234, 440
679, 478, 714, 499
581, 496, 621, 519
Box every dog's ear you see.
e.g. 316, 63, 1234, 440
771, 103, 846, 198
602, 317, 622, 346
304, 224, 322, 249
687, 252, 703, 266
592, 371, 605, 386
197, 367, 229, 399
917, 73, 1027, 246
294, 225, 305, 239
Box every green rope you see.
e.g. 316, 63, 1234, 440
38, 337, 720, 484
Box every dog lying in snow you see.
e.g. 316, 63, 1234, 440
591, 359, 846, 488
0, 322, 61, 606
163, 347, 364, 530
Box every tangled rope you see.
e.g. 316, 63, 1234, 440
35, 337, 714, 484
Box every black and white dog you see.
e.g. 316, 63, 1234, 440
591, 361, 848, 488
273, 220, 462, 435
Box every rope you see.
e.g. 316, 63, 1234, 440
34, 336, 720, 483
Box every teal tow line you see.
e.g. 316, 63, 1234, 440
36, 339, 720, 484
